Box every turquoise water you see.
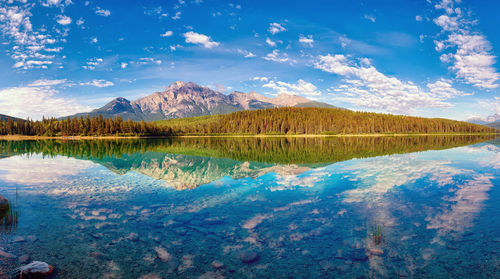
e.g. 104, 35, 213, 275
0, 137, 499, 278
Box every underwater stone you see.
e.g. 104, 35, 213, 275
13, 236, 26, 243
19, 255, 30, 263
369, 248, 384, 256
211, 260, 224, 269
238, 250, 259, 264
0, 249, 16, 259
0, 195, 8, 212
138, 273, 162, 279
19, 261, 54, 278
351, 248, 368, 261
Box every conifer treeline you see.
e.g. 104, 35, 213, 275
0, 115, 173, 136
160, 107, 496, 135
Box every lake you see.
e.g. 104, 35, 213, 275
0, 135, 499, 278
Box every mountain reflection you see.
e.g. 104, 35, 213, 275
0, 135, 495, 189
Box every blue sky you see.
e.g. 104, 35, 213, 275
0, 0, 499, 121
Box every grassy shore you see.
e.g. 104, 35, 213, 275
0, 132, 497, 140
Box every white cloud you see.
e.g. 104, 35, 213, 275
138, 57, 162, 65
95, 7, 110, 17
79, 79, 114, 87
363, 14, 376, 23
0, 86, 89, 119
315, 54, 468, 113
76, 18, 84, 26
263, 49, 288, 63
263, 79, 321, 97
160, 30, 173, 37
120, 62, 128, 69
268, 22, 286, 35
28, 79, 68, 87
0, 4, 62, 69
237, 49, 256, 58
252, 77, 269, 82
56, 15, 71, 25
183, 31, 219, 48
299, 35, 314, 47
82, 57, 103, 70
416, 15, 423, 21
90, 37, 98, 43
433, 0, 499, 89
265, 37, 276, 47
172, 11, 181, 20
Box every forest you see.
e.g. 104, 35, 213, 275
0, 115, 173, 136
156, 107, 496, 135
0, 107, 496, 137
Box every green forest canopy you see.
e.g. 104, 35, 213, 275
0, 107, 496, 136
155, 107, 496, 135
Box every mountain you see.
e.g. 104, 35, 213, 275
466, 113, 500, 125
68, 81, 337, 121
486, 121, 500, 130
0, 114, 23, 122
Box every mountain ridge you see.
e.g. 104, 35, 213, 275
67, 81, 338, 121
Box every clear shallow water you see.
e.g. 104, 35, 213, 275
0, 136, 498, 278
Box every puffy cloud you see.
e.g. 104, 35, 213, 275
433, 0, 499, 89
263, 79, 321, 97
298, 35, 314, 47
252, 77, 269, 82
416, 15, 423, 21
120, 62, 128, 69
56, 15, 71, 25
265, 37, 276, 47
0, 86, 90, 119
160, 30, 173, 37
268, 22, 286, 34
90, 37, 98, 43
95, 7, 110, 17
0, 4, 62, 69
79, 79, 114, 87
263, 49, 288, 63
183, 31, 219, 48
315, 54, 468, 113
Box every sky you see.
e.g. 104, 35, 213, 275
0, 0, 499, 121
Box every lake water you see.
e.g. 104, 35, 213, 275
0, 136, 499, 278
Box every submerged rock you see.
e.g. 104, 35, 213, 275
211, 260, 224, 269
238, 250, 259, 264
351, 248, 368, 261
138, 273, 162, 279
0, 249, 16, 259
13, 236, 26, 243
154, 247, 172, 262
19, 261, 54, 278
0, 194, 8, 212
19, 255, 30, 264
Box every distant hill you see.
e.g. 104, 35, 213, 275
66, 81, 338, 121
486, 121, 500, 130
156, 107, 496, 135
0, 114, 23, 122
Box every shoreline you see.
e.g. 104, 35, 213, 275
0, 133, 497, 140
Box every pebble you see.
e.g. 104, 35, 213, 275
138, 273, 162, 279
351, 248, 368, 261
211, 260, 224, 269
0, 249, 16, 258
369, 248, 384, 256
20, 261, 54, 278
19, 255, 30, 264
13, 236, 26, 243
238, 250, 259, 264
